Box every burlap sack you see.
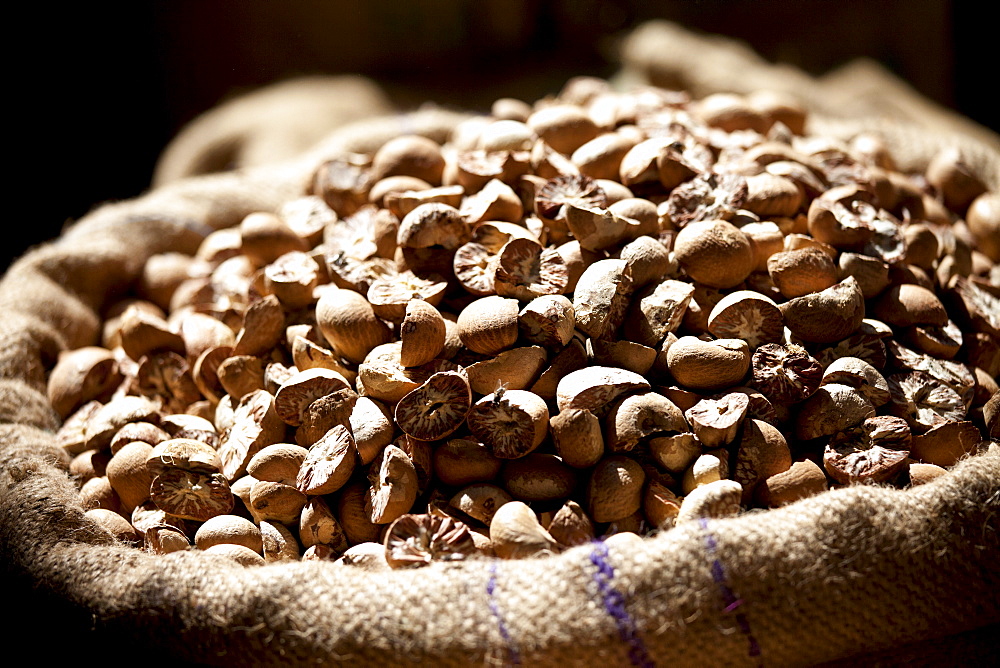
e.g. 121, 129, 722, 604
2, 22, 999, 666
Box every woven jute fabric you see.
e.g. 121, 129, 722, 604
2, 25, 1000, 666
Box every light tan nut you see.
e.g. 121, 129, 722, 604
195, 515, 263, 554
86, 508, 140, 546
731, 418, 791, 503
556, 365, 650, 414
106, 441, 155, 512
780, 276, 866, 344
366, 444, 419, 525
145, 438, 222, 478
466, 346, 547, 395
457, 295, 520, 355
145, 524, 191, 555
605, 391, 687, 453
573, 258, 634, 340
350, 396, 395, 465
550, 407, 604, 469
681, 450, 730, 495
490, 501, 558, 559
685, 393, 750, 449
588, 455, 646, 523
260, 519, 301, 562
649, 432, 702, 474
299, 495, 349, 554
48, 346, 121, 419
399, 299, 447, 368
666, 337, 751, 392
622, 279, 695, 348
217, 389, 285, 481
449, 483, 513, 525
315, 288, 393, 364
547, 500, 595, 547
673, 219, 755, 289
500, 454, 577, 503
824, 415, 911, 484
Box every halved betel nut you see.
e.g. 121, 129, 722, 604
707, 290, 783, 351
296, 425, 358, 497
467, 388, 549, 459
823, 415, 911, 484
394, 371, 471, 442
383, 513, 479, 568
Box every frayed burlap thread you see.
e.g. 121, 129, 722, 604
1, 97, 998, 664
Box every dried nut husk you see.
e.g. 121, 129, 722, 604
547, 499, 595, 547
588, 455, 646, 523
824, 415, 912, 484
685, 393, 750, 449
399, 299, 447, 367
666, 337, 751, 392
556, 365, 650, 414
457, 295, 520, 355
86, 508, 140, 546
500, 454, 577, 502
105, 441, 155, 512
315, 288, 392, 364
681, 450, 729, 495
383, 513, 478, 568
296, 425, 357, 496
467, 389, 549, 459
573, 258, 633, 339
394, 371, 471, 441
150, 468, 234, 521
550, 407, 604, 469
676, 479, 743, 523
605, 391, 687, 452
909, 420, 983, 467
195, 515, 263, 554
795, 383, 876, 441
490, 501, 558, 559
780, 276, 866, 343
47, 346, 121, 418
731, 418, 791, 503
146, 438, 221, 478
366, 444, 419, 524
706, 290, 783, 350
673, 219, 755, 289
450, 483, 514, 525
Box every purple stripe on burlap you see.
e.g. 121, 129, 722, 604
588, 541, 655, 668
486, 561, 521, 665
698, 518, 762, 660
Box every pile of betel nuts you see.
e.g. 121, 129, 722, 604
52, 77, 1000, 568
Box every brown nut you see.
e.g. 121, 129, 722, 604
666, 337, 751, 392
673, 219, 755, 289
467, 388, 549, 460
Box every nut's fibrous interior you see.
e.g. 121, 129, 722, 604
54, 78, 999, 568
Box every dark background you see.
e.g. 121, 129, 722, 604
8, 0, 996, 274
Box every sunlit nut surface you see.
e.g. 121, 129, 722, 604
756, 459, 828, 507
395, 371, 471, 441
666, 337, 750, 392
366, 444, 419, 525
150, 468, 234, 521
751, 343, 823, 405
86, 508, 140, 546
315, 288, 392, 364
623, 279, 694, 348
556, 365, 650, 414
767, 247, 839, 299
489, 501, 558, 559
295, 425, 357, 496
48, 346, 121, 418
605, 391, 686, 453
146, 438, 221, 479
450, 483, 514, 525
457, 295, 520, 355
217, 389, 285, 481
780, 277, 866, 343
299, 496, 349, 554
573, 259, 633, 340
676, 479, 743, 523
672, 219, 755, 289
685, 393, 750, 449
195, 515, 263, 554
105, 441, 154, 512
547, 499, 596, 547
